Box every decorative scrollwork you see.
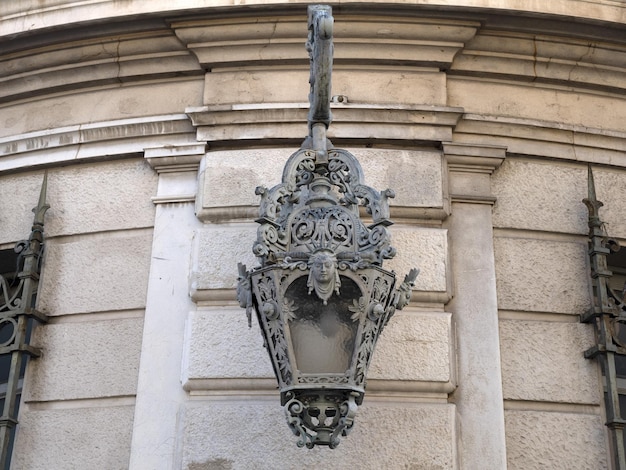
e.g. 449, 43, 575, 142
329, 393, 359, 449
284, 393, 315, 448
297, 375, 350, 385
252, 272, 292, 385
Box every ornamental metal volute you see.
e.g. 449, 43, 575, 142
237, 4, 418, 449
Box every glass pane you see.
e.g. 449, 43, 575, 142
287, 276, 360, 374
0, 355, 10, 385
617, 354, 626, 380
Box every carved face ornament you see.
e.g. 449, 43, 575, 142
307, 250, 341, 304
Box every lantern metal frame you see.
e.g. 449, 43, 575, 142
237, 4, 417, 449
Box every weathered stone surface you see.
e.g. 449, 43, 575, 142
449, 78, 626, 133
190, 104, 462, 144
453, 115, 626, 165
26, 317, 143, 401
39, 231, 153, 315
197, 149, 287, 211
594, 167, 626, 239
1, 31, 200, 104
499, 320, 599, 404
447, 202, 507, 469
191, 225, 448, 296
205, 69, 446, 107
12, 405, 135, 470
492, 159, 588, 234
4, 1, 626, 38
505, 410, 607, 470
183, 308, 274, 381
182, 401, 456, 469
350, 148, 445, 210
369, 311, 453, 383
45, 160, 157, 236
191, 223, 257, 291
196, 148, 445, 222
386, 227, 449, 295
453, 30, 626, 92
0, 79, 204, 138
494, 237, 591, 314
204, 70, 307, 106
0, 170, 43, 245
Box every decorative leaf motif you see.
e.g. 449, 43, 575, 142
282, 298, 298, 322
348, 297, 366, 321
354, 319, 378, 386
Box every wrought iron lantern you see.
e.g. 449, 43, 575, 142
237, 4, 418, 449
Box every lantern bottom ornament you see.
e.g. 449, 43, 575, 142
284, 388, 360, 449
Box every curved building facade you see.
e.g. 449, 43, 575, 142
1, 1, 626, 469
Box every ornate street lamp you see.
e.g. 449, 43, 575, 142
237, 5, 418, 449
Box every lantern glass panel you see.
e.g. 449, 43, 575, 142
286, 276, 361, 374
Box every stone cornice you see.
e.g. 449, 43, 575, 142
451, 28, 626, 95
3, 1, 626, 40
0, 29, 202, 104
144, 143, 206, 173
444, 142, 507, 204
186, 103, 464, 144
144, 143, 206, 205
0, 115, 196, 173
172, 15, 479, 70
444, 142, 506, 174
455, 113, 626, 168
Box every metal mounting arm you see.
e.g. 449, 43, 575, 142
306, 5, 334, 162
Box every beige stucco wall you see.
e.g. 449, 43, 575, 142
0, 2, 624, 469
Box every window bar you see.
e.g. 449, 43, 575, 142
0, 174, 49, 469
581, 166, 626, 470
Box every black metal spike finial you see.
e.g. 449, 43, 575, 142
583, 165, 604, 230
32, 172, 50, 229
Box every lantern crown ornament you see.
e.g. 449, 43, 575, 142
237, 4, 418, 449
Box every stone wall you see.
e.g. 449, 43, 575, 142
6, 160, 157, 469
0, 2, 625, 469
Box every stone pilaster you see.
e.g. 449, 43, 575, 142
444, 142, 507, 470
128, 144, 204, 470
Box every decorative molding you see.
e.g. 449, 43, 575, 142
454, 113, 626, 167
172, 15, 479, 70
444, 142, 507, 205
444, 142, 506, 174
0, 28, 201, 103
182, 377, 456, 396
451, 29, 626, 94
144, 143, 205, 173
3, 1, 626, 41
186, 103, 464, 144
0, 115, 196, 173
189, 287, 451, 306
144, 143, 205, 205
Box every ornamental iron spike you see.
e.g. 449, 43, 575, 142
237, 5, 418, 448
0, 173, 49, 468
581, 165, 626, 470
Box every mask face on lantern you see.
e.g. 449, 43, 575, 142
307, 250, 340, 304
236, 4, 419, 449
